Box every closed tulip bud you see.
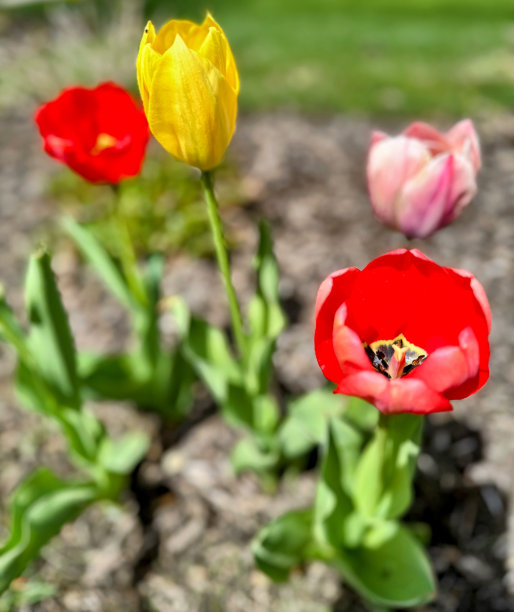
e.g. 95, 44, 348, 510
367, 120, 481, 239
137, 14, 239, 171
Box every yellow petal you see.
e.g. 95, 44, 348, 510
137, 21, 158, 112
202, 13, 239, 94
152, 18, 208, 55
147, 34, 237, 170
198, 27, 227, 80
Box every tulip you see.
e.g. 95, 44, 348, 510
137, 14, 239, 171
35, 82, 149, 184
367, 120, 481, 239
315, 249, 491, 415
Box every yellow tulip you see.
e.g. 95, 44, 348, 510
137, 14, 240, 171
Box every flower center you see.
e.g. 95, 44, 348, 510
364, 333, 427, 379
91, 133, 118, 155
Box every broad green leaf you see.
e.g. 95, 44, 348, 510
252, 509, 313, 582
62, 217, 135, 312
279, 387, 346, 459
314, 418, 365, 550
354, 414, 423, 520
333, 521, 436, 608
0, 468, 99, 594
78, 352, 150, 403
14, 361, 58, 418
98, 432, 149, 475
25, 251, 80, 409
231, 436, 280, 475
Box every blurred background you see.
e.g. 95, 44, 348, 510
2, 0, 514, 117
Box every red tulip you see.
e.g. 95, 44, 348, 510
35, 82, 149, 184
315, 250, 491, 415
367, 120, 481, 239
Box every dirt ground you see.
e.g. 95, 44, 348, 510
1, 108, 514, 611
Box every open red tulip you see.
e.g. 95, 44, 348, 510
35, 82, 149, 184
315, 249, 491, 414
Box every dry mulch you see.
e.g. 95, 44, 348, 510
1, 109, 514, 611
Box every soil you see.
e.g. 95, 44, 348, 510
1, 101, 514, 610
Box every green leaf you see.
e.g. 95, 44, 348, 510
314, 418, 365, 550
170, 298, 241, 404
14, 361, 58, 418
0, 288, 30, 362
25, 251, 80, 409
244, 221, 286, 397
0, 468, 99, 594
62, 217, 135, 312
279, 387, 346, 459
98, 432, 149, 475
252, 509, 313, 582
248, 221, 286, 341
333, 521, 436, 608
354, 414, 423, 520
231, 436, 280, 475
342, 396, 379, 432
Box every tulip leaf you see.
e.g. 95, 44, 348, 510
333, 521, 436, 608
314, 417, 365, 550
62, 217, 135, 312
98, 431, 149, 475
231, 435, 280, 475
25, 251, 80, 409
354, 414, 423, 520
0, 468, 99, 594
169, 297, 241, 403
0, 288, 30, 362
252, 508, 313, 582
245, 221, 286, 395
247, 220, 286, 341
278, 387, 346, 459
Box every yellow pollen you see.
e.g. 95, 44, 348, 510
91, 133, 118, 155
364, 333, 427, 379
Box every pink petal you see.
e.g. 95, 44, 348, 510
446, 119, 481, 172
397, 154, 455, 238
367, 136, 430, 225
403, 121, 448, 155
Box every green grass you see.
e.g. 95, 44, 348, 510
146, 0, 514, 117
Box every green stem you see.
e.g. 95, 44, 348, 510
201, 170, 246, 358
377, 412, 390, 493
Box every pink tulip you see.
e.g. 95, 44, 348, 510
367, 120, 481, 239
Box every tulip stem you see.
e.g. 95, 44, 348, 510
201, 170, 246, 358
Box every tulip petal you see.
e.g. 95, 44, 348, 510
314, 267, 360, 383
382, 379, 452, 414
397, 154, 454, 238
367, 136, 430, 226
137, 22, 157, 113
148, 34, 237, 169
452, 269, 492, 332
403, 122, 448, 155
203, 13, 240, 93
332, 305, 375, 374
152, 18, 209, 55
446, 119, 481, 172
